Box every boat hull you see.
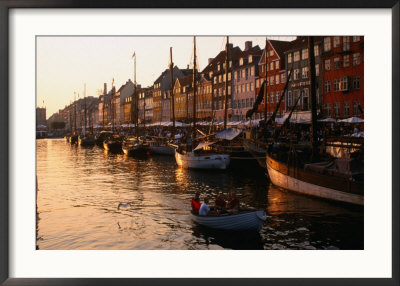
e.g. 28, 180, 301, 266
149, 145, 175, 156
266, 155, 364, 205
175, 150, 230, 170
103, 141, 122, 153
192, 210, 267, 231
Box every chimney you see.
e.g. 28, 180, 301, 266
187, 64, 189, 69
228, 43, 233, 50
103, 83, 107, 95
208, 58, 214, 64
245, 41, 252, 51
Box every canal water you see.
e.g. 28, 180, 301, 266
36, 139, 363, 250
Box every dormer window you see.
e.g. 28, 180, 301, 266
249, 55, 252, 63
240, 58, 244, 66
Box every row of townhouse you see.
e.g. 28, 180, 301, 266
53, 36, 363, 130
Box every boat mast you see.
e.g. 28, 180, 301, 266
74, 92, 77, 134
170, 47, 175, 140
84, 83, 87, 135
112, 78, 115, 132
264, 37, 268, 121
223, 36, 229, 130
192, 36, 197, 149
308, 36, 319, 161
134, 54, 139, 138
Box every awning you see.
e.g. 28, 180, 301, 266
193, 141, 216, 151
215, 128, 242, 140
338, 117, 364, 123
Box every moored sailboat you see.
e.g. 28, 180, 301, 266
174, 37, 231, 170
265, 37, 364, 205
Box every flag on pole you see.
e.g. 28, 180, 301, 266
132, 51, 136, 58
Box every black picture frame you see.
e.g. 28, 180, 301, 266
0, 1, 399, 286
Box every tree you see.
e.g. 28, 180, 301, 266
50, 121, 66, 130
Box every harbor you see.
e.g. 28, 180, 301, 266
36, 35, 364, 250
36, 138, 363, 250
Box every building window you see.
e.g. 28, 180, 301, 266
228, 72, 231, 81
250, 82, 254, 91
286, 91, 291, 107
270, 76, 274, 85
246, 98, 249, 107
302, 67, 309, 79
333, 36, 340, 48
340, 76, 349, 91
334, 57, 341, 70
324, 80, 331, 93
270, 62, 274, 71
353, 53, 361, 66
281, 73, 286, 83
288, 53, 292, 63
353, 101, 361, 116
344, 102, 350, 117
324, 37, 331, 52
343, 55, 350, 67
314, 45, 319, 57
293, 69, 300, 80
315, 64, 320, 76
343, 36, 350, 51
269, 50, 274, 57
239, 58, 244, 66
352, 76, 360, 89
249, 55, 253, 63
275, 75, 279, 84
275, 61, 279, 70
334, 102, 341, 117
324, 59, 331, 71
333, 79, 339, 91
251, 66, 255, 76
353, 36, 361, 42
301, 49, 308, 60
324, 103, 331, 117
294, 51, 300, 62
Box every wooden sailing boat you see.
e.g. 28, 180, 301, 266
122, 52, 150, 157
148, 47, 176, 156
175, 36, 230, 170
265, 37, 364, 205
69, 92, 79, 144
78, 84, 95, 147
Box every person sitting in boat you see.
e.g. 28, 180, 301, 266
227, 192, 240, 213
191, 191, 201, 214
214, 192, 226, 211
199, 197, 210, 216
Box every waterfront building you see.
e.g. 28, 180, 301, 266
196, 75, 213, 121
231, 41, 261, 121
36, 107, 46, 126
153, 66, 192, 123
138, 87, 153, 124
201, 44, 242, 123
256, 39, 293, 120
284, 36, 323, 121
173, 74, 193, 122
116, 79, 135, 124
320, 36, 364, 119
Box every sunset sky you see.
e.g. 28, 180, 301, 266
37, 36, 294, 118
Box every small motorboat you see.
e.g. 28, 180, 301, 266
78, 134, 95, 147
103, 135, 123, 153
192, 210, 267, 231
122, 137, 150, 157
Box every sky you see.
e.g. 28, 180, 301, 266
37, 36, 294, 118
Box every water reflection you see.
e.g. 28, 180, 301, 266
36, 139, 363, 250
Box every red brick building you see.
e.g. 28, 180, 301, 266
321, 36, 364, 119
256, 39, 293, 119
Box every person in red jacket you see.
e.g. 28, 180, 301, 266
191, 191, 201, 214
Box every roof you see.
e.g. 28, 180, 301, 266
177, 74, 194, 87
201, 46, 242, 74
284, 36, 323, 54
232, 45, 261, 61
